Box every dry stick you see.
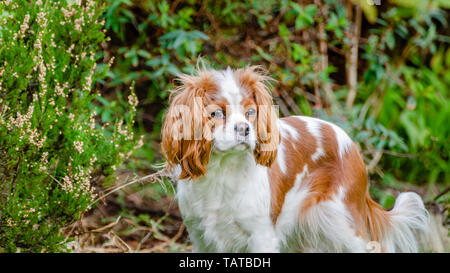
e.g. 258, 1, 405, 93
203, 0, 225, 51
315, 0, 334, 109
108, 230, 132, 253
357, 92, 378, 124
9, 156, 21, 196
273, 95, 292, 117
367, 136, 386, 173
313, 64, 322, 108
97, 174, 131, 194
47, 173, 64, 187
69, 216, 123, 238
107, 197, 182, 219
313, 0, 324, 108
280, 89, 302, 115
367, 150, 383, 174
135, 231, 153, 253
79, 246, 122, 253
293, 86, 318, 104
143, 222, 186, 253
433, 186, 450, 202
346, 3, 362, 110
90, 216, 122, 233
89, 166, 171, 208
362, 149, 418, 159
277, 88, 302, 115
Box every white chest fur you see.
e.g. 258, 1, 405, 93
176, 151, 279, 252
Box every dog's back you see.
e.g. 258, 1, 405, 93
270, 116, 429, 252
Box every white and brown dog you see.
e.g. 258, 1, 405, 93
161, 66, 429, 253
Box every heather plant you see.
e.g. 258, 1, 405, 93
0, 0, 141, 252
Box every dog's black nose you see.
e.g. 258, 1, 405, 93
234, 122, 250, 137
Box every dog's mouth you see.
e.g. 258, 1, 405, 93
233, 142, 250, 150
212, 138, 252, 153
236, 135, 250, 144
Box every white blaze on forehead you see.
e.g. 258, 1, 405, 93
214, 67, 243, 110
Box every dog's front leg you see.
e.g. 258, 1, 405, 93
248, 229, 280, 253
238, 216, 280, 253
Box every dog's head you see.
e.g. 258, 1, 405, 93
161, 66, 279, 180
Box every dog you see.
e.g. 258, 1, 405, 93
161, 66, 429, 252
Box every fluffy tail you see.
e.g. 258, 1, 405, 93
366, 192, 430, 253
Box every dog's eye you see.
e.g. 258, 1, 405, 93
211, 109, 225, 119
246, 108, 256, 117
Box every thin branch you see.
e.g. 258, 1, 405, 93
89, 165, 172, 208
279, 89, 302, 115
9, 156, 21, 196
107, 197, 182, 219
346, 2, 362, 110
362, 149, 418, 159
433, 186, 450, 202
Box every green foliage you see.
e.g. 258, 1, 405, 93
359, 4, 450, 185
0, 0, 140, 252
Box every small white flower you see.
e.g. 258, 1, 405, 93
74, 140, 84, 153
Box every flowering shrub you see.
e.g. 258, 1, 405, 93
0, 0, 141, 252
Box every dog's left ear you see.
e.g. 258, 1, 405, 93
236, 66, 279, 167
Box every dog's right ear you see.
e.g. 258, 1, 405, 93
161, 72, 216, 180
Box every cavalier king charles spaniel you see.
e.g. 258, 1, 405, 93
161, 66, 429, 253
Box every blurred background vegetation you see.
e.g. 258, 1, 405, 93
74, 0, 448, 252
4, 0, 445, 252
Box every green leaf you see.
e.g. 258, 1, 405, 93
380, 194, 396, 210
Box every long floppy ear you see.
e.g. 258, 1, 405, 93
161, 71, 216, 180
235, 66, 279, 167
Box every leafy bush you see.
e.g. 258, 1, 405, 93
357, 3, 450, 186
0, 0, 141, 252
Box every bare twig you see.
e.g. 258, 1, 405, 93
316, 0, 339, 110
91, 216, 122, 233
108, 230, 133, 253
362, 150, 418, 159
107, 197, 182, 219
279, 89, 302, 115
273, 95, 292, 117
89, 165, 172, 208
433, 186, 450, 202
346, 2, 362, 109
